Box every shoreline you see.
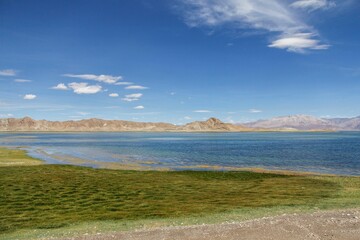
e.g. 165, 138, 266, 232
1, 145, 357, 177
1, 147, 360, 239
0, 129, 341, 133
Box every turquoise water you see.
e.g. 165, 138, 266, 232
1, 132, 360, 175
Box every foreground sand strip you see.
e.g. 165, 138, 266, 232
61, 209, 360, 240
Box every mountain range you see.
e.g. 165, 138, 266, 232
0, 117, 250, 132
243, 115, 360, 131
0, 115, 359, 132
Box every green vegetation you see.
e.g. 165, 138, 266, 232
0, 147, 42, 166
0, 147, 359, 239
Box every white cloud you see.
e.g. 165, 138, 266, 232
24, 94, 37, 100
249, 109, 262, 113
268, 33, 330, 52
178, 0, 331, 52
184, 116, 192, 120
109, 93, 119, 97
125, 85, 148, 90
14, 79, 31, 83
114, 81, 133, 85
127, 93, 143, 98
63, 74, 122, 84
77, 112, 90, 116
122, 93, 143, 102
52, 83, 69, 90
0, 113, 14, 118
0, 69, 17, 76
194, 110, 212, 113
291, 0, 335, 11
68, 82, 102, 94
134, 105, 145, 110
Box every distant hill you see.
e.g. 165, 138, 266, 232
0, 117, 250, 132
0, 117, 176, 132
182, 117, 250, 132
1, 115, 359, 132
243, 115, 360, 131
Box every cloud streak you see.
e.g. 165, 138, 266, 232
291, 0, 336, 11
178, 0, 332, 52
114, 82, 133, 85
249, 108, 262, 113
0, 113, 14, 118
194, 110, 212, 113
122, 93, 143, 102
125, 85, 148, 90
0, 69, 17, 76
63, 74, 123, 84
14, 79, 32, 83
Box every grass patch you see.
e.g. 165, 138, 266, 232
0, 166, 342, 233
0, 148, 359, 239
0, 147, 42, 166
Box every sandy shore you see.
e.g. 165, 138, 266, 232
60, 209, 360, 240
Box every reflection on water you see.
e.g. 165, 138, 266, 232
0, 132, 360, 175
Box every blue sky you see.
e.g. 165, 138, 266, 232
0, 0, 360, 124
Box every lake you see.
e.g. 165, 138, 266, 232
1, 132, 360, 175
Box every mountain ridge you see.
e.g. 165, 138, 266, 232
0, 117, 252, 132
1, 115, 359, 132
243, 114, 360, 131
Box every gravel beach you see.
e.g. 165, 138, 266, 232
60, 209, 360, 240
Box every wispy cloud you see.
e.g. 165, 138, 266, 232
125, 85, 148, 90
291, 0, 336, 11
109, 93, 119, 97
134, 105, 145, 110
68, 82, 102, 94
63, 74, 122, 84
194, 110, 212, 113
114, 82, 133, 85
51, 83, 69, 90
122, 93, 143, 102
268, 33, 330, 53
24, 94, 37, 100
77, 111, 91, 116
184, 116, 192, 120
0, 113, 14, 118
177, 0, 332, 53
0, 69, 17, 76
249, 108, 262, 113
14, 79, 31, 83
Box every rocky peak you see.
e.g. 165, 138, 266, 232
204, 117, 223, 126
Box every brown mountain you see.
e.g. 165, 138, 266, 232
182, 117, 250, 131
0, 117, 176, 132
0, 117, 250, 132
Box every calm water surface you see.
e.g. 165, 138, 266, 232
1, 132, 360, 175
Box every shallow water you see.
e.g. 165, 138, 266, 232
1, 132, 360, 175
